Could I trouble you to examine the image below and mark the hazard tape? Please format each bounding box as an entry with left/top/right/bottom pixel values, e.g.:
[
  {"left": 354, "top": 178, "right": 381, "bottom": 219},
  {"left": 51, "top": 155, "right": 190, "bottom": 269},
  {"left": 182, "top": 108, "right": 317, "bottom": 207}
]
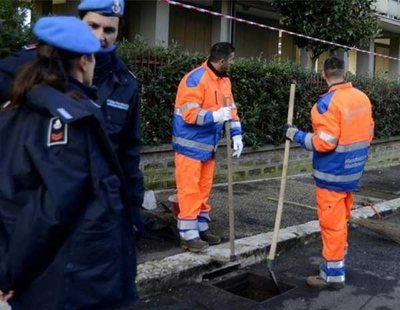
[{"left": 162, "top": 0, "right": 400, "bottom": 62}]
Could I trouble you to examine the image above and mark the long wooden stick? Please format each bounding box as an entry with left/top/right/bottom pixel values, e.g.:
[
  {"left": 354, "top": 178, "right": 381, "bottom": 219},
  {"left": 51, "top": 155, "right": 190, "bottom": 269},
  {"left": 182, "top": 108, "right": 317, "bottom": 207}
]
[
  {"left": 267, "top": 197, "right": 317, "bottom": 211},
  {"left": 267, "top": 83, "right": 296, "bottom": 261},
  {"left": 223, "top": 97, "right": 235, "bottom": 258}
]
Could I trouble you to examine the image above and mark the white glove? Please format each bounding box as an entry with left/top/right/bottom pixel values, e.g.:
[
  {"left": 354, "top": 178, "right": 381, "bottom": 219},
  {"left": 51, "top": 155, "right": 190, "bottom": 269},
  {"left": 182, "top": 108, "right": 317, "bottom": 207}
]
[
  {"left": 0, "top": 300, "right": 11, "bottom": 310},
  {"left": 285, "top": 125, "right": 299, "bottom": 142},
  {"left": 232, "top": 135, "right": 243, "bottom": 158},
  {"left": 212, "top": 107, "right": 232, "bottom": 124}
]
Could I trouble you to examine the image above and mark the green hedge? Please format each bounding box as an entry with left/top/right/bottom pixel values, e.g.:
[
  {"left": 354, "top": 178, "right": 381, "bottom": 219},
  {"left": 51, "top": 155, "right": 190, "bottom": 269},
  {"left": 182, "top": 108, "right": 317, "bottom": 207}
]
[
  {"left": 348, "top": 74, "right": 400, "bottom": 139},
  {"left": 119, "top": 38, "right": 400, "bottom": 147},
  {"left": 0, "top": 1, "right": 34, "bottom": 58}
]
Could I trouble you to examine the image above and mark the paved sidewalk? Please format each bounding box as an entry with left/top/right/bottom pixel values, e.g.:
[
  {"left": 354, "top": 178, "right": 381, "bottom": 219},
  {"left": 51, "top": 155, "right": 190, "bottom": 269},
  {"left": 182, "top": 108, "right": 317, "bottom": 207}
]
[
  {"left": 135, "top": 165, "right": 400, "bottom": 298},
  {"left": 133, "top": 213, "right": 400, "bottom": 309},
  {"left": 137, "top": 166, "right": 397, "bottom": 264}
]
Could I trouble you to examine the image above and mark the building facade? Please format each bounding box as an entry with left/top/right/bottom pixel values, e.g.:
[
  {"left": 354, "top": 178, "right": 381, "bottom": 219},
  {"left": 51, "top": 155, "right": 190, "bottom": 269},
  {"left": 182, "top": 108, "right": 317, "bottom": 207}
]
[{"left": 34, "top": 0, "right": 400, "bottom": 79}]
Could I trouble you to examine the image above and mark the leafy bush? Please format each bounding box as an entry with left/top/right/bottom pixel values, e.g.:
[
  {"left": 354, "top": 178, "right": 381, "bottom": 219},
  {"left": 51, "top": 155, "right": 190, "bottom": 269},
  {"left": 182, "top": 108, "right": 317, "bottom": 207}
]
[
  {"left": 230, "top": 58, "right": 324, "bottom": 147},
  {"left": 119, "top": 38, "right": 204, "bottom": 145},
  {"left": 0, "top": 0, "right": 34, "bottom": 58},
  {"left": 119, "top": 38, "right": 400, "bottom": 147},
  {"left": 273, "top": 0, "right": 380, "bottom": 62},
  {"left": 349, "top": 74, "right": 400, "bottom": 138}
]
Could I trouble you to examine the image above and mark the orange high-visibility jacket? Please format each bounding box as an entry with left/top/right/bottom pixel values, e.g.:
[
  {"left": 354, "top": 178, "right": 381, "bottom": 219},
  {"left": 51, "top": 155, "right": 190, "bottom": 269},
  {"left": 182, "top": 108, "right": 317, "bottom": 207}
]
[
  {"left": 172, "top": 62, "right": 241, "bottom": 161},
  {"left": 294, "top": 82, "right": 374, "bottom": 191}
]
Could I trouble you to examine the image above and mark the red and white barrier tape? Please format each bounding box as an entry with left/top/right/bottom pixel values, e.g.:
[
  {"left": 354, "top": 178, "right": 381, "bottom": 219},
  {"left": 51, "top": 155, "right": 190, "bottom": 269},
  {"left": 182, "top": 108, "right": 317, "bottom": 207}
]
[{"left": 161, "top": 0, "right": 400, "bottom": 62}]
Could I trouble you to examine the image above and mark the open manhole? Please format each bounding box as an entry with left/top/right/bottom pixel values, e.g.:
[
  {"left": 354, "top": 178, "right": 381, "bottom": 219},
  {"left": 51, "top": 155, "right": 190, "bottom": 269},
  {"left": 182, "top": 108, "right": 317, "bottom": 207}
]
[{"left": 211, "top": 270, "right": 296, "bottom": 302}]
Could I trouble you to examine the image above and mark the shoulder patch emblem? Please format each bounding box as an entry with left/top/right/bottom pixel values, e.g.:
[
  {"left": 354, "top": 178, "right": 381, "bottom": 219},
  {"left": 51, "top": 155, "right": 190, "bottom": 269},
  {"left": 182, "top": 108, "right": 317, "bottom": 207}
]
[
  {"left": 48, "top": 117, "right": 68, "bottom": 147},
  {"left": 56, "top": 108, "right": 73, "bottom": 120}
]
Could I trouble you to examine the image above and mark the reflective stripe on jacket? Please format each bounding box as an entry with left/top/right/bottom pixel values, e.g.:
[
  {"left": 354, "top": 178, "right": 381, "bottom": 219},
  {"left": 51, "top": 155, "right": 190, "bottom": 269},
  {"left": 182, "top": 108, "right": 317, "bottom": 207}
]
[
  {"left": 297, "top": 82, "right": 374, "bottom": 191},
  {"left": 172, "top": 62, "right": 241, "bottom": 162}
]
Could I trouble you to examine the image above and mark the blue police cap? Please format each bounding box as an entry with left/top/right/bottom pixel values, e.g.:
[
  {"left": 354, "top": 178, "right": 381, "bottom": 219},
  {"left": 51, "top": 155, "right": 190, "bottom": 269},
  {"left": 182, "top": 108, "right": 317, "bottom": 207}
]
[
  {"left": 33, "top": 16, "right": 100, "bottom": 54},
  {"left": 78, "top": 0, "right": 125, "bottom": 17}
]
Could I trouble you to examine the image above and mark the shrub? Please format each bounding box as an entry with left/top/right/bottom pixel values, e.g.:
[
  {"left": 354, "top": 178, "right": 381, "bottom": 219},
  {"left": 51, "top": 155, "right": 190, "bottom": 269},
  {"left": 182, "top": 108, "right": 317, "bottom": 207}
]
[
  {"left": 119, "top": 38, "right": 204, "bottom": 145},
  {"left": 349, "top": 74, "right": 400, "bottom": 138},
  {"left": 118, "top": 38, "right": 400, "bottom": 147},
  {"left": 229, "top": 58, "right": 324, "bottom": 147},
  {"left": 0, "top": 0, "right": 34, "bottom": 58}
]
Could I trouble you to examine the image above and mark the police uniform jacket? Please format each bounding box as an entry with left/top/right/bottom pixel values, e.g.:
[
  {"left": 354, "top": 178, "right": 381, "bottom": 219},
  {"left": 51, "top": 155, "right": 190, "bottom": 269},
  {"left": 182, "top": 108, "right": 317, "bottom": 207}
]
[
  {"left": 94, "top": 50, "right": 144, "bottom": 213},
  {"left": 0, "top": 48, "right": 36, "bottom": 103},
  {"left": 0, "top": 48, "right": 144, "bottom": 217},
  {"left": 0, "top": 84, "right": 137, "bottom": 309}
]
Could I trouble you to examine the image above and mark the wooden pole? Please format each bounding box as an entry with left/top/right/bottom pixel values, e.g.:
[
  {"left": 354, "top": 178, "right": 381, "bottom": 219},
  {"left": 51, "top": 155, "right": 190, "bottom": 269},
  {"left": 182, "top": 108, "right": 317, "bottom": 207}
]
[
  {"left": 267, "top": 83, "right": 296, "bottom": 261},
  {"left": 223, "top": 97, "right": 235, "bottom": 259}
]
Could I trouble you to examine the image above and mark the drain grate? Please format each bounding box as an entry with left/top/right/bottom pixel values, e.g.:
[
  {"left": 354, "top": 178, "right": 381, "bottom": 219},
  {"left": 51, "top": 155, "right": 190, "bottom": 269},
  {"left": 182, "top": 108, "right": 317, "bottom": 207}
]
[{"left": 212, "top": 270, "right": 296, "bottom": 302}]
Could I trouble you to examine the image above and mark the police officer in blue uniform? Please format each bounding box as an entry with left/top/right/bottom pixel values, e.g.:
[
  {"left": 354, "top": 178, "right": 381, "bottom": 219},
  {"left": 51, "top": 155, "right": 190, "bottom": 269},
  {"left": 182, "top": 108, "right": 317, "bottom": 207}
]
[
  {"left": 0, "top": 16, "right": 137, "bottom": 309},
  {"left": 0, "top": 0, "right": 145, "bottom": 234},
  {"left": 79, "top": 0, "right": 145, "bottom": 233}
]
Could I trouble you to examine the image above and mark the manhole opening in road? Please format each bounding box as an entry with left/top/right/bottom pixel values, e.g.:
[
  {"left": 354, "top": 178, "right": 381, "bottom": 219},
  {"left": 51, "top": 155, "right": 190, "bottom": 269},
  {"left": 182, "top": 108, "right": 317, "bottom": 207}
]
[{"left": 211, "top": 271, "right": 296, "bottom": 302}]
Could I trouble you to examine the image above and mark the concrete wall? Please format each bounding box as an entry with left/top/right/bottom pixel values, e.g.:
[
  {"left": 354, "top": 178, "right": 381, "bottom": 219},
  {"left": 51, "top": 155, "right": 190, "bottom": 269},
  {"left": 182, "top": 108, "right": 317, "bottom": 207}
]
[
  {"left": 234, "top": 14, "right": 278, "bottom": 59},
  {"left": 50, "top": 1, "right": 77, "bottom": 15},
  {"left": 375, "top": 45, "right": 390, "bottom": 78},
  {"left": 122, "top": 1, "right": 141, "bottom": 41},
  {"left": 169, "top": 4, "right": 212, "bottom": 53},
  {"left": 140, "top": 137, "right": 400, "bottom": 190},
  {"left": 348, "top": 50, "right": 357, "bottom": 74},
  {"left": 32, "top": 0, "right": 400, "bottom": 77},
  {"left": 281, "top": 33, "right": 298, "bottom": 62}
]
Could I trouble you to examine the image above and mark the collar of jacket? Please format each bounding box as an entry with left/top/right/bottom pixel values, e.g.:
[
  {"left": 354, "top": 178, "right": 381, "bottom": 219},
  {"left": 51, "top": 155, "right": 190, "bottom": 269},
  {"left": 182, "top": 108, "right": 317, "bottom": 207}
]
[
  {"left": 0, "top": 48, "right": 36, "bottom": 74},
  {"left": 94, "top": 49, "right": 128, "bottom": 86},
  {"left": 204, "top": 60, "right": 229, "bottom": 80},
  {"left": 328, "top": 81, "right": 352, "bottom": 92},
  {"left": 68, "top": 78, "right": 98, "bottom": 101},
  {"left": 26, "top": 85, "right": 99, "bottom": 123}
]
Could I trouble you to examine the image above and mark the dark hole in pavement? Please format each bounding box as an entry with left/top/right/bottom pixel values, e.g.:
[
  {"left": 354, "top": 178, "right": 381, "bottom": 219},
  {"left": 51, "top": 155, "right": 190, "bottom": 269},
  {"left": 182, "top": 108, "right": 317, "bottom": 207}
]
[
  {"left": 202, "top": 264, "right": 241, "bottom": 280},
  {"left": 212, "top": 271, "right": 296, "bottom": 302}
]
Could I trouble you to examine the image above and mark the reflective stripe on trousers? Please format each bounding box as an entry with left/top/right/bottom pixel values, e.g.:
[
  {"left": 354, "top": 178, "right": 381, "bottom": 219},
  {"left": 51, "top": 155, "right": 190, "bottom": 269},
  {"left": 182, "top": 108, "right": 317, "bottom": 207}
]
[
  {"left": 320, "top": 259, "right": 346, "bottom": 284},
  {"left": 198, "top": 211, "right": 210, "bottom": 232}
]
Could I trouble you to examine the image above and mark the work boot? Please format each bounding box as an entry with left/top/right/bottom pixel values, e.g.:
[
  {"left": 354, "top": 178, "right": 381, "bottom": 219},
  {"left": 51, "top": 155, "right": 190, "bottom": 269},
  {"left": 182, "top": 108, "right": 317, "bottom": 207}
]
[
  {"left": 180, "top": 238, "right": 209, "bottom": 253},
  {"left": 306, "top": 275, "right": 344, "bottom": 290},
  {"left": 200, "top": 230, "right": 221, "bottom": 245}
]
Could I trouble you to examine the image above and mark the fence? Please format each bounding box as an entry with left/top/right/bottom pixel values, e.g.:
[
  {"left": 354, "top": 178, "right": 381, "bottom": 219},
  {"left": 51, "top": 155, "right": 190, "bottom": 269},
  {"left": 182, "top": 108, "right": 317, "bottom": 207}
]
[{"left": 130, "top": 52, "right": 167, "bottom": 72}]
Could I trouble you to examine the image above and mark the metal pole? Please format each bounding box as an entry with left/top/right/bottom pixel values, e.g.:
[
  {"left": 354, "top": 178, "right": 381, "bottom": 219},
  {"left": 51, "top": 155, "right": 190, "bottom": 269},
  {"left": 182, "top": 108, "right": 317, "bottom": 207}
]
[{"left": 278, "top": 30, "right": 283, "bottom": 63}]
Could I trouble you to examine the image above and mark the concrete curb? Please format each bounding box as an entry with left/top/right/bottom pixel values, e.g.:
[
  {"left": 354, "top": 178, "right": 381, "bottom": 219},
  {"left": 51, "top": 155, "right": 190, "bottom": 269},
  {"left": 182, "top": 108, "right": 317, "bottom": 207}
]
[{"left": 136, "top": 198, "right": 400, "bottom": 296}]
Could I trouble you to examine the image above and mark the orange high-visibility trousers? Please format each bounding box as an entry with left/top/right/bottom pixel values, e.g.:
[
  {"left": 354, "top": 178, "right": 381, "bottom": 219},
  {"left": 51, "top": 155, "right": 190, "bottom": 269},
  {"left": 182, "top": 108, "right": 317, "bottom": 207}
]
[
  {"left": 316, "top": 187, "right": 354, "bottom": 261},
  {"left": 175, "top": 153, "right": 215, "bottom": 220}
]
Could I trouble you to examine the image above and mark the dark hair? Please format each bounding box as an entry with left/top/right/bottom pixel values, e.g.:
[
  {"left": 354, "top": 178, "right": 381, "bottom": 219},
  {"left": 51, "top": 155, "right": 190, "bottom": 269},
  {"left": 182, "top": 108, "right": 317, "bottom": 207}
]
[
  {"left": 324, "top": 56, "right": 345, "bottom": 79},
  {"left": 209, "top": 42, "right": 235, "bottom": 62},
  {"left": 8, "top": 44, "right": 85, "bottom": 110},
  {"left": 79, "top": 10, "right": 89, "bottom": 19}
]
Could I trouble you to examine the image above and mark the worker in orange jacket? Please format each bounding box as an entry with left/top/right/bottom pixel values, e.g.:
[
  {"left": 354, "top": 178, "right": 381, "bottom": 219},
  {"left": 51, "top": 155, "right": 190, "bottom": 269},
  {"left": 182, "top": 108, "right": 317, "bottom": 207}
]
[
  {"left": 286, "top": 56, "right": 374, "bottom": 289},
  {"left": 172, "top": 42, "right": 243, "bottom": 252}
]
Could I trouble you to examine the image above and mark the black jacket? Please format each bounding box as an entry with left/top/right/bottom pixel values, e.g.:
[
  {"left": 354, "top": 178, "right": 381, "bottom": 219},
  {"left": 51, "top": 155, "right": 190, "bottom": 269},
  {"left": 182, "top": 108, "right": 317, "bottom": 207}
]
[
  {"left": 94, "top": 50, "right": 144, "bottom": 214},
  {"left": 0, "top": 48, "right": 144, "bottom": 223},
  {"left": 0, "top": 85, "right": 137, "bottom": 309}
]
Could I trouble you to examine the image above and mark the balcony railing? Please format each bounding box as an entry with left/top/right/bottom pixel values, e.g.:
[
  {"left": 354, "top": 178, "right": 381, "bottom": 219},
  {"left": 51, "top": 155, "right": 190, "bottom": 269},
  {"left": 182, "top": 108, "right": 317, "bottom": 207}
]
[{"left": 375, "top": 0, "right": 400, "bottom": 21}]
